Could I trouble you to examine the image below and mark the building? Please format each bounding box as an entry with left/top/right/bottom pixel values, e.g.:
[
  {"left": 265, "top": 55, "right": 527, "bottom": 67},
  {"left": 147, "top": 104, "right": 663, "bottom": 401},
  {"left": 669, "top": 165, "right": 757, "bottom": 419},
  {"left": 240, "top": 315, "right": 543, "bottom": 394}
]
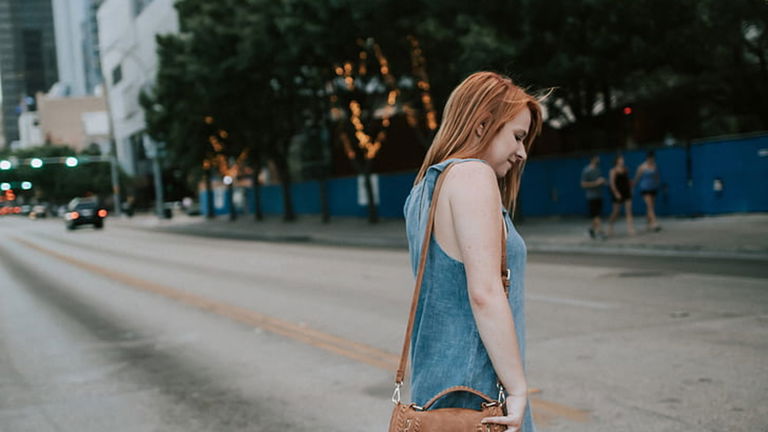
[
  {"left": 96, "top": 0, "right": 178, "bottom": 176},
  {"left": 17, "top": 111, "right": 44, "bottom": 149},
  {"left": 0, "top": 0, "right": 59, "bottom": 148},
  {"left": 82, "top": 0, "right": 103, "bottom": 95},
  {"left": 36, "top": 91, "right": 109, "bottom": 153},
  {"left": 51, "top": 0, "right": 103, "bottom": 96}
]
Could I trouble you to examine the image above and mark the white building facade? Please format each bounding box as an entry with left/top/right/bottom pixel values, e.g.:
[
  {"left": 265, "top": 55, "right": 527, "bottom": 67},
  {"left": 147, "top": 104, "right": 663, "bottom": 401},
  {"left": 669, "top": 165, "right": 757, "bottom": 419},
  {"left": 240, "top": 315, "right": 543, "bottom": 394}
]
[
  {"left": 97, "top": 0, "right": 179, "bottom": 176},
  {"left": 52, "top": 0, "right": 88, "bottom": 96},
  {"left": 17, "top": 112, "right": 45, "bottom": 150}
]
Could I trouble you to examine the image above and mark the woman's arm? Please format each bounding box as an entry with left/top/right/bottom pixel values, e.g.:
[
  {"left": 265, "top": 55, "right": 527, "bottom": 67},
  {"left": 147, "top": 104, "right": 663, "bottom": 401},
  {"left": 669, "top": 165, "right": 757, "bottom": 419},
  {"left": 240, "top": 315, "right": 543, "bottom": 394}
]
[{"left": 445, "top": 162, "right": 527, "bottom": 397}]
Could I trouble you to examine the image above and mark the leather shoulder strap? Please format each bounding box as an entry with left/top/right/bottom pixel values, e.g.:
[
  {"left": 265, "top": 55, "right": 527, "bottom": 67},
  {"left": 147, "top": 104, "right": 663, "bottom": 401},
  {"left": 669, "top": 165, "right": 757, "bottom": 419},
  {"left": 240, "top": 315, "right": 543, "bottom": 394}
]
[{"left": 395, "top": 162, "right": 510, "bottom": 384}]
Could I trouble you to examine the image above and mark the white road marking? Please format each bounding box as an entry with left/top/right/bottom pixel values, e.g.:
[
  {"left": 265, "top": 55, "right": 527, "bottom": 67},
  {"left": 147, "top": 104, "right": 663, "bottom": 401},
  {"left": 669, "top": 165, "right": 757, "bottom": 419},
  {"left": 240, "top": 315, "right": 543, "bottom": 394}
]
[{"left": 528, "top": 294, "right": 617, "bottom": 310}]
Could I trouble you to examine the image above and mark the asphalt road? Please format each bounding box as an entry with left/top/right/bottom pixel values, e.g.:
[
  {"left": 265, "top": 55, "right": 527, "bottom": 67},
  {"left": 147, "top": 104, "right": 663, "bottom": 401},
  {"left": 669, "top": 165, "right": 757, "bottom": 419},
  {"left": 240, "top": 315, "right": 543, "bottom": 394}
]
[{"left": 0, "top": 217, "right": 765, "bottom": 432}]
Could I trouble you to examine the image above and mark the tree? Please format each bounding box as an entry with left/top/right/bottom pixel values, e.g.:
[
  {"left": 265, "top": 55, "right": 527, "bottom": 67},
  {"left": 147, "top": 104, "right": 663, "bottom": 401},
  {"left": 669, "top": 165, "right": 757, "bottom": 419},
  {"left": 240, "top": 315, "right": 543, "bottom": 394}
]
[{"left": 0, "top": 146, "right": 119, "bottom": 206}]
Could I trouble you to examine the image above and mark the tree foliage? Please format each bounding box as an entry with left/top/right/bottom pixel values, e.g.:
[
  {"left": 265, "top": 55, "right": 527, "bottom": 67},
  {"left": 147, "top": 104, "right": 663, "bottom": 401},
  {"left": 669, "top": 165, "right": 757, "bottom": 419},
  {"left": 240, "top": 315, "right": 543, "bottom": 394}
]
[
  {"left": 0, "top": 146, "right": 120, "bottom": 206},
  {"left": 143, "top": 0, "right": 767, "bottom": 218}
]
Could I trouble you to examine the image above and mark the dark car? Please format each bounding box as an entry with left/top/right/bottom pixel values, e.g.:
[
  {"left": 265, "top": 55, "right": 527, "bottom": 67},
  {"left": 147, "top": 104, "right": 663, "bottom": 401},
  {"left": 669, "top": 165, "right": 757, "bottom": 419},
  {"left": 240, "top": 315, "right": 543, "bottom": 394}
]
[{"left": 64, "top": 197, "right": 107, "bottom": 230}]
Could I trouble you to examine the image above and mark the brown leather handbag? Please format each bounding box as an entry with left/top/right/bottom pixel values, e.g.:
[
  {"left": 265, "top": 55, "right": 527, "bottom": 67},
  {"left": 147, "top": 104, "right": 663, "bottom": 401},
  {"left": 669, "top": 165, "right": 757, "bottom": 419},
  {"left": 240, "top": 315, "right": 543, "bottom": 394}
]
[{"left": 388, "top": 163, "right": 510, "bottom": 432}]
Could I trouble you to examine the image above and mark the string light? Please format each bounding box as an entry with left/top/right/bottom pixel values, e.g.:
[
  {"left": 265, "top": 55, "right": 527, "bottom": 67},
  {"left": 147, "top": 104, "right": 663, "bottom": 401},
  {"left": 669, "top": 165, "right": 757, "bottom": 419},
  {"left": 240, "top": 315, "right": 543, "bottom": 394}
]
[
  {"left": 330, "top": 36, "right": 437, "bottom": 161},
  {"left": 408, "top": 35, "right": 438, "bottom": 130}
]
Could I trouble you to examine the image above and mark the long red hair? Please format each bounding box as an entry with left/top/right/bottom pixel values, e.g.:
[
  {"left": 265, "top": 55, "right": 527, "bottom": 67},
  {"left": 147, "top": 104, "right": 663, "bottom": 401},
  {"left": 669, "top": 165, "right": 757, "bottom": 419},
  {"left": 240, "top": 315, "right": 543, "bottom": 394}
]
[{"left": 414, "top": 72, "right": 543, "bottom": 212}]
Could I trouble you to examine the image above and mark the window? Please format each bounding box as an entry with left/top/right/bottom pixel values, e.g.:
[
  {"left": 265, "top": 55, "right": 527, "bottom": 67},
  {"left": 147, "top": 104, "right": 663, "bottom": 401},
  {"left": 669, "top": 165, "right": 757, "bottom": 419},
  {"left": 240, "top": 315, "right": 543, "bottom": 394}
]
[
  {"left": 112, "top": 64, "right": 122, "bottom": 85},
  {"left": 132, "top": 0, "right": 154, "bottom": 17}
]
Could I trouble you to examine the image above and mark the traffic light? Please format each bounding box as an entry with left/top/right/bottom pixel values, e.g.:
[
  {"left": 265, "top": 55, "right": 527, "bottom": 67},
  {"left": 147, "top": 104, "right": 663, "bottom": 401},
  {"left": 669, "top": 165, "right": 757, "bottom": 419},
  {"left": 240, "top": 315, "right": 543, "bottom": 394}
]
[{"left": 623, "top": 106, "right": 633, "bottom": 115}]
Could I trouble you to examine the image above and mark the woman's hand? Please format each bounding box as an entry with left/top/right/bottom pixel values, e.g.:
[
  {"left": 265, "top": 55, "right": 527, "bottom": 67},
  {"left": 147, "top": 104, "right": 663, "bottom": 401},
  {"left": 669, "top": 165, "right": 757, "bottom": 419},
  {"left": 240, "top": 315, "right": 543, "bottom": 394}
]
[{"left": 481, "top": 394, "right": 527, "bottom": 432}]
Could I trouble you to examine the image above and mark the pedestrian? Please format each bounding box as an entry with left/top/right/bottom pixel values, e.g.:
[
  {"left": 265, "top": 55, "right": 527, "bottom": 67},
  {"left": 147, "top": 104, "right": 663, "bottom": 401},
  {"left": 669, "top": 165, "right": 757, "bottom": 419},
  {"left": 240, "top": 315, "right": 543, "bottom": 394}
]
[
  {"left": 634, "top": 150, "right": 662, "bottom": 232},
  {"left": 399, "top": 72, "right": 543, "bottom": 432},
  {"left": 581, "top": 154, "right": 606, "bottom": 239},
  {"left": 607, "top": 154, "right": 636, "bottom": 236}
]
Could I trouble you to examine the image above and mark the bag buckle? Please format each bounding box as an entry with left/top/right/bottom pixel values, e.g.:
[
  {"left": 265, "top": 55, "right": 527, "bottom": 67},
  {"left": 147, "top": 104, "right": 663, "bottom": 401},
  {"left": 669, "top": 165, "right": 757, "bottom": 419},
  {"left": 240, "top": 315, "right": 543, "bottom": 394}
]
[
  {"left": 496, "top": 382, "right": 506, "bottom": 403},
  {"left": 392, "top": 382, "right": 403, "bottom": 404}
]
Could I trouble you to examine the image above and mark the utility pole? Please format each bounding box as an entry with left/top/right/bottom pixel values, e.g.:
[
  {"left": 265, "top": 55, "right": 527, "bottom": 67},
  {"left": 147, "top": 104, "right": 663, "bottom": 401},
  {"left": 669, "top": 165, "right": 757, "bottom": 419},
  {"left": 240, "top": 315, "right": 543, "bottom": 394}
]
[
  {"left": 144, "top": 135, "right": 165, "bottom": 218},
  {"left": 99, "top": 71, "right": 122, "bottom": 217}
]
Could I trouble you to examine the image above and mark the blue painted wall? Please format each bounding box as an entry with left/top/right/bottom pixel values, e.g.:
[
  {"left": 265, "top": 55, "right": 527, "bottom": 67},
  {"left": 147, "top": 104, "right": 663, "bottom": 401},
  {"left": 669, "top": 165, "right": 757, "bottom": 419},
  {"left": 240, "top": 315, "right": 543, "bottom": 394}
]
[{"left": 201, "top": 134, "right": 768, "bottom": 218}]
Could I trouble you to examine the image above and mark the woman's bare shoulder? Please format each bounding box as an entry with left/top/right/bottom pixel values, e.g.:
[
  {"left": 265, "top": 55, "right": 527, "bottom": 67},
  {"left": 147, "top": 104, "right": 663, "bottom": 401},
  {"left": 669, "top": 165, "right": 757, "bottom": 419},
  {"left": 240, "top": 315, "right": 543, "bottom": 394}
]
[
  {"left": 445, "top": 160, "right": 497, "bottom": 186},
  {"left": 443, "top": 161, "right": 499, "bottom": 204}
]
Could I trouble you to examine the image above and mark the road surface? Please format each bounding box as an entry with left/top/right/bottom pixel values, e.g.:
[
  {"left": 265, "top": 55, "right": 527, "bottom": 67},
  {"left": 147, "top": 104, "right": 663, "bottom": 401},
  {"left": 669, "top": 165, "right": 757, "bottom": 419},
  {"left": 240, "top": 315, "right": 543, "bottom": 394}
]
[{"left": 0, "top": 217, "right": 765, "bottom": 431}]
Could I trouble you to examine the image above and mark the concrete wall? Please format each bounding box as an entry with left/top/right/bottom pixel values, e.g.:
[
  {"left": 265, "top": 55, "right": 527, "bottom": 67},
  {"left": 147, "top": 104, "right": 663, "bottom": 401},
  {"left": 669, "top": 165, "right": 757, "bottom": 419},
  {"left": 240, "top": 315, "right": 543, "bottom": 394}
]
[{"left": 201, "top": 134, "right": 768, "bottom": 219}]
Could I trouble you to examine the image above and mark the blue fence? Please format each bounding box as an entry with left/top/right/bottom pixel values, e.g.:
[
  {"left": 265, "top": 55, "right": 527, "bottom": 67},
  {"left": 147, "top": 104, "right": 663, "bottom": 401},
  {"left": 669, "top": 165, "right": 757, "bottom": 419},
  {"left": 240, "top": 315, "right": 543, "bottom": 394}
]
[{"left": 201, "top": 134, "right": 768, "bottom": 218}]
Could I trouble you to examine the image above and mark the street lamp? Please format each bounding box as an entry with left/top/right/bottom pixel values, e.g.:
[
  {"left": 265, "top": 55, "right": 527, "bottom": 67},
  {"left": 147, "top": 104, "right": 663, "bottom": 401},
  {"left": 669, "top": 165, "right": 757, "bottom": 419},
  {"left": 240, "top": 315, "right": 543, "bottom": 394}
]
[
  {"left": 0, "top": 182, "right": 10, "bottom": 191},
  {"left": 30, "top": 158, "right": 43, "bottom": 168},
  {"left": 0, "top": 160, "right": 10, "bottom": 170},
  {"left": 21, "top": 181, "right": 32, "bottom": 190},
  {"left": 65, "top": 157, "right": 78, "bottom": 167}
]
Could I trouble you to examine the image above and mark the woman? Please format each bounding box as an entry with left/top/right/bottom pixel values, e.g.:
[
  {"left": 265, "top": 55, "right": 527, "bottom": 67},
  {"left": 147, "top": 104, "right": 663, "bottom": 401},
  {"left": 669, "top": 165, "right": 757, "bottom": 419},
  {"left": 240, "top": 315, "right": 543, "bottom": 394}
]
[
  {"left": 607, "top": 154, "right": 636, "bottom": 236},
  {"left": 634, "top": 151, "right": 661, "bottom": 232},
  {"left": 403, "top": 72, "right": 543, "bottom": 432}
]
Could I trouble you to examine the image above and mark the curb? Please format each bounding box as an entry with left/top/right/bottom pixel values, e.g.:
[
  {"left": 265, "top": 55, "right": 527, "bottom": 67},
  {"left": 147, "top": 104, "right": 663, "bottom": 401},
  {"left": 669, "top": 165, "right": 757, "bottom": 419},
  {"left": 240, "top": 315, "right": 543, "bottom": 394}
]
[
  {"left": 526, "top": 243, "right": 768, "bottom": 261},
  {"left": 128, "top": 223, "right": 768, "bottom": 261}
]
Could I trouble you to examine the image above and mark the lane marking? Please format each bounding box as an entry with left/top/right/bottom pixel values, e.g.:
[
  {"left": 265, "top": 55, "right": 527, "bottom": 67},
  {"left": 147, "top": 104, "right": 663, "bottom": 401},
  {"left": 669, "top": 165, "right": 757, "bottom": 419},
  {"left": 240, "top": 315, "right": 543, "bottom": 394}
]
[
  {"left": 532, "top": 398, "right": 591, "bottom": 425},
  {"left": 528, "top": 294, "right": 616, "bottom": 310},
  {"left": 13, "top": 237, "right": 398, "bottom": 371},
  {"left": 13, "top": 236, "right": 590, "bottom": 424}
]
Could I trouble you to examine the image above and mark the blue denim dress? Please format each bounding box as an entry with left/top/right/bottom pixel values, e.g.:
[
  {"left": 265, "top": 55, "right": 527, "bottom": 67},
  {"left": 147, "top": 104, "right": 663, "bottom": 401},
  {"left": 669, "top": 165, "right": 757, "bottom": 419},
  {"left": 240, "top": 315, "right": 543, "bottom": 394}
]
[{"left": 403, "top": 158, "right": 535, "bottom": 432}]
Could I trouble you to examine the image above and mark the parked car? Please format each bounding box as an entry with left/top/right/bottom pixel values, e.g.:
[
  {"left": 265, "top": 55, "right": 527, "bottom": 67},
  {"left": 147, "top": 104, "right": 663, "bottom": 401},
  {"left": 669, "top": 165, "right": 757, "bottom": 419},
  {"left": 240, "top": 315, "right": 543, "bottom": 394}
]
[
  {"left": 64, "top": 197, "right": 107, "bottom": 230},
  {"left": 29, "top": 204, "right": 48, "bottom": 219}
]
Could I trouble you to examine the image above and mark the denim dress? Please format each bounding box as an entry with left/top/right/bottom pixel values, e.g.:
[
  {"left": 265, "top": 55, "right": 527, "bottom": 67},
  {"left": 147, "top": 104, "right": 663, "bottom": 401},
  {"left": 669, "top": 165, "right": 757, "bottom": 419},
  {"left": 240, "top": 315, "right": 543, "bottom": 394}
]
[{"left": 403, "top": 158, "right": 535, "bottom": 432}]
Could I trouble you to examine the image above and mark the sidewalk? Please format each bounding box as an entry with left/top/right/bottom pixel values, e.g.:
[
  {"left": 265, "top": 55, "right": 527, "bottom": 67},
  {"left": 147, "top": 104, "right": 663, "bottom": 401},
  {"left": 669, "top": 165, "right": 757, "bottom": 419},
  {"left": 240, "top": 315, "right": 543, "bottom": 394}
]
[{"left": 111, "top": 212, "right": 768, "bottom": 260}]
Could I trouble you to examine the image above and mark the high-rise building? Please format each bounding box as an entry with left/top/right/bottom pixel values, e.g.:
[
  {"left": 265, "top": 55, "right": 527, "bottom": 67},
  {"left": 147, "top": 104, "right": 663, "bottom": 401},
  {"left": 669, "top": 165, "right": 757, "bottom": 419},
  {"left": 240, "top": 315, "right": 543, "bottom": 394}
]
[
  {"left": 97, "top": 0, "right": 178, "bottom": 176},
  {"left": 51, "top": 0, "right": 103, "bottom": 97},
  {"left": 0, "top": 0, "right": 59, "bottom": 148},
  {"left": 82, "top": 0, "right": 104, "bottom": 94}
]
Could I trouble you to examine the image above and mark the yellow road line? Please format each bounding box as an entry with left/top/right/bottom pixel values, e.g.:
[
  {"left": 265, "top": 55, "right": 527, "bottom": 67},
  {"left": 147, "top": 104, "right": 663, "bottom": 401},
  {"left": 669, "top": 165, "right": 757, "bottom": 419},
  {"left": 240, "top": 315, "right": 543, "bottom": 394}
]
[
  {"left": 13, "top": 236, "right": 590, "bottom": 424},
  {"left": 13, "top": 237, "right": 398, "bottom": 371}
]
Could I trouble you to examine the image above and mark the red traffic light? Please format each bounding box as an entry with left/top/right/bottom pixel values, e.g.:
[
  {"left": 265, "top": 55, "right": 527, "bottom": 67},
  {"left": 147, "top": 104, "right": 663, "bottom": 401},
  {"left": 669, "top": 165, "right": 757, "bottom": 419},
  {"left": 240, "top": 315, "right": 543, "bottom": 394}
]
[{"left": 623, "top": 106, "right": 633, "bottom": 115}]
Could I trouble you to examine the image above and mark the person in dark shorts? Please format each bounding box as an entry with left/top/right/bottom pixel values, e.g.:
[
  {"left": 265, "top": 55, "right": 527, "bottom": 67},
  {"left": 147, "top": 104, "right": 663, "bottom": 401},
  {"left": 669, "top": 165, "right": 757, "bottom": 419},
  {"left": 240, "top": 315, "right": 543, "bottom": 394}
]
[
  {"left": 581, "top": 155, "right": 606, "bottom": 239},
  {"left": 607, "top": 154, "right": 636, "bottom": 236},
  {"left": 634, "top": 151, "right": 661, "bottom": 232}
]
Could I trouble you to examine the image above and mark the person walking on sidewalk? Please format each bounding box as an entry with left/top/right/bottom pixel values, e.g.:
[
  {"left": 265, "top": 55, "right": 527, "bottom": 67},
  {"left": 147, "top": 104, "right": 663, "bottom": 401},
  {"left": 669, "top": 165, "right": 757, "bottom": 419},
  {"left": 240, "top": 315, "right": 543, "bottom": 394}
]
[
  {"left": 607, "top": 154, "right": 636, "bottom": 236},
  {"left": 581, "top": 155, "right": 606, "bottom": 239},
  {"left": 403, "top": 72, "right": 543, "bottom": 432},
  {"left": 634, "top": 151, "right": 662, "bottom": 232}
]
